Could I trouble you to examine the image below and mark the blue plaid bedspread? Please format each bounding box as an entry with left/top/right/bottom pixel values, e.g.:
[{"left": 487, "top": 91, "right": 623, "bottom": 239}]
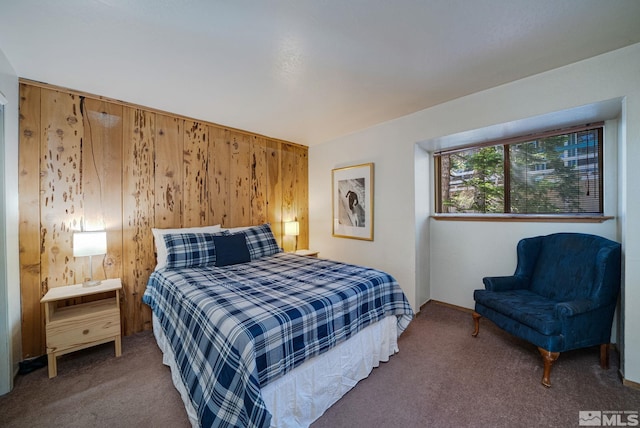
[{"left": 142, "top": 252, "right": 413, "bottom": 428}]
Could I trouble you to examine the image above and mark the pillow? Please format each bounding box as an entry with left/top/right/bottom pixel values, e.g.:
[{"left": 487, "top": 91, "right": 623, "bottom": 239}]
[
  {"left": 213, "top": 233, "right": 251, "bottom": 267},
  {"left": 236, "top": 223, "right": 282, "bottom": 260},
  {"left": 164, "top": 232, "right": 224, "bottom": 269},
  {"left": 152, "top": 224, "right": 221, "bottom": 270}
]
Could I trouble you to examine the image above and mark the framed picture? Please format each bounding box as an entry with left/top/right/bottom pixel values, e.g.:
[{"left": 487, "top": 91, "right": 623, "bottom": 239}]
[{"left": 332, "top": 163, "right": 374, "bottom": 240}]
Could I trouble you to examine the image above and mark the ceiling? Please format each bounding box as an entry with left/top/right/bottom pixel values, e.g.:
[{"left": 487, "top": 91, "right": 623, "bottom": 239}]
[{"left": 1, "top": 1, "right": 640, "bottom": 146}]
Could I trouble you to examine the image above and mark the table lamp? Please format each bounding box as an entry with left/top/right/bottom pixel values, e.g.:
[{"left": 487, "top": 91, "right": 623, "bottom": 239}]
[
  {"left": 284, "top": 221, "right": 299, "bottom": 251},
  {"left": 73, "top": 231, "right": 107, "bottom": 287}
]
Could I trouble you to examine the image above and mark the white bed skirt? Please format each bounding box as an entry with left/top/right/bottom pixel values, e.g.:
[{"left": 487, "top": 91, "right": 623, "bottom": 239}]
[{"left": 152, "top": 314, "right": 399, "bottom": 428}]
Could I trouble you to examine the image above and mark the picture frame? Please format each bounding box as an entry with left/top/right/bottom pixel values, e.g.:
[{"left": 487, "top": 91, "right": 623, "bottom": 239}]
[{"left": 332, "top": 163, "right": 374, "bottom": 240}]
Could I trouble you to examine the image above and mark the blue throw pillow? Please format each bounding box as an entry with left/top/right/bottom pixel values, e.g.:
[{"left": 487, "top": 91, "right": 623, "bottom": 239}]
[
  {"left": 239, "top": 223, "right": 282, "bottom": 260},
  {"left": 214, "top": 233, "right": 251, "bottom": 266},
  {"left": 164, "top": 232, "right": 223, "bottom": 269}
]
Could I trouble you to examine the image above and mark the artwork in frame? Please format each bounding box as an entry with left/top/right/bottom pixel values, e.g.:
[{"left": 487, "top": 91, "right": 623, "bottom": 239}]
[{"left": 332, "top": 163, "right": 374, "bottom": 241}]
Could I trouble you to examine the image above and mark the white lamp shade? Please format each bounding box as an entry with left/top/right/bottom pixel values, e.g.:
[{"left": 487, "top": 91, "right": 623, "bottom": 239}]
[
  {"left": 73, "top": 231, "right": 107, "bottom": 257},
  {"left": 284, "top": 221, "right": 300, "bottom": 236}
]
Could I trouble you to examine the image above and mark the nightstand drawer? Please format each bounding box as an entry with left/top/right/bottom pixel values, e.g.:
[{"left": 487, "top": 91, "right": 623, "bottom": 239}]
[{"left": 46, "top": 304, "right": 120, "bottom": 352}]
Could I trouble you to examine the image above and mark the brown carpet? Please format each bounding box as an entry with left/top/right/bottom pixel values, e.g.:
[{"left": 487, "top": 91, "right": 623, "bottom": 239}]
[{"left": 2, "top": 301, "right": 639, "bottom": 427}]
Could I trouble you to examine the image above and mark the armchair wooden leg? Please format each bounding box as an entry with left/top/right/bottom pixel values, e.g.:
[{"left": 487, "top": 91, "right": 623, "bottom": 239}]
[
  {"left": 538, "top": 347, "right": 560, "bottom": 388},
  {"left": 472, "top": 312, "right": 481, "bottom": 337},
  {"left": 600, "top": 344, "right": 610, "bottom": 370}
]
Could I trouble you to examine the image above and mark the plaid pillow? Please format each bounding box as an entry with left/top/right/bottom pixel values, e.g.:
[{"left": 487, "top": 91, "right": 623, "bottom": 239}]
[
  {"left": 152, "top": 224, "right": 221, "bottom": 270},
  {"left": 164, "top": 232, "right": 224, "bottom": 269},
  {"left": 238, "top": 224, "right": 282, "bottom": 260}
]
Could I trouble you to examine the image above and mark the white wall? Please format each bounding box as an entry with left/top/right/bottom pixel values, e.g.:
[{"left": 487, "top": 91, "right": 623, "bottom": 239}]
[
  {"left": 429, "top": 221, "right": 618, "bottom": 307},
  {"left": 309, "top": 43, "right": 640, "bottom": 383},
  {"left": 0, "top": 47, "right": 20, "bottom": 394}
]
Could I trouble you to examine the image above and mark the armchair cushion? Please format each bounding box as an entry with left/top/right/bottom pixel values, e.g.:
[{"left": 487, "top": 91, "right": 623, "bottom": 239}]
[{"left": 474, "top": 289, "right": 561, "bottom": 335}]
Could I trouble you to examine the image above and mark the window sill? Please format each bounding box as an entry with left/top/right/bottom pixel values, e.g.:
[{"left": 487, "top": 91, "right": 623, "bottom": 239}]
[{"left": 431, "top": 214, "right": 614, "bottom": 223}]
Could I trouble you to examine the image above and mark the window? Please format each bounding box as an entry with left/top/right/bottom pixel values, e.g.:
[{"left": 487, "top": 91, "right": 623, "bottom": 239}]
[{"left": 434, "top": 124, "right": 603, "bottom": 215}]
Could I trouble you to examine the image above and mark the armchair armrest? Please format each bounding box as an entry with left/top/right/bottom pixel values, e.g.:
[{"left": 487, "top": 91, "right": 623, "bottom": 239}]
[
  {"left": 482, "top": 275, "right": 528, "bottom": 292},
  {"left": 555, "top": 299, "right": 597, "bottom": 318}
]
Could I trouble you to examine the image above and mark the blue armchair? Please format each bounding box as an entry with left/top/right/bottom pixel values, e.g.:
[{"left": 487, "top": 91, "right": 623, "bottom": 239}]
[{"left": 472, "top": 232, "right": 621, "bottom": 387}]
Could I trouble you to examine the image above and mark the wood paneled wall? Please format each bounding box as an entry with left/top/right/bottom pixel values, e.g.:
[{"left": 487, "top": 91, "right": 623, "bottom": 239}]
[{"left": 18, "top": 81, "right": 308, "bottom": 358}]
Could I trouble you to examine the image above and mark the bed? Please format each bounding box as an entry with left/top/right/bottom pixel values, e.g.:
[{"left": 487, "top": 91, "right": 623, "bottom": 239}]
[{"left": 142, "top": 224, "right": 414, "bottom": 428}]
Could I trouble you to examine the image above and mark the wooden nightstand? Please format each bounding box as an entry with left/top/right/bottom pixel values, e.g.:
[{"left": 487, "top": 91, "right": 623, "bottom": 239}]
[
  {"left": 40, "top": 278, "right": 122, "bottom": 378},
  {"left": 293, "top": 249, "right": 319, "bottom": 257}
]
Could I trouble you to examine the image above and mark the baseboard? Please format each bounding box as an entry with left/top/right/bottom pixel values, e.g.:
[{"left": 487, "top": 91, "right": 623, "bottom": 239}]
[{"left": 619, "top": 371, "right": 640, "bottom": 390}]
